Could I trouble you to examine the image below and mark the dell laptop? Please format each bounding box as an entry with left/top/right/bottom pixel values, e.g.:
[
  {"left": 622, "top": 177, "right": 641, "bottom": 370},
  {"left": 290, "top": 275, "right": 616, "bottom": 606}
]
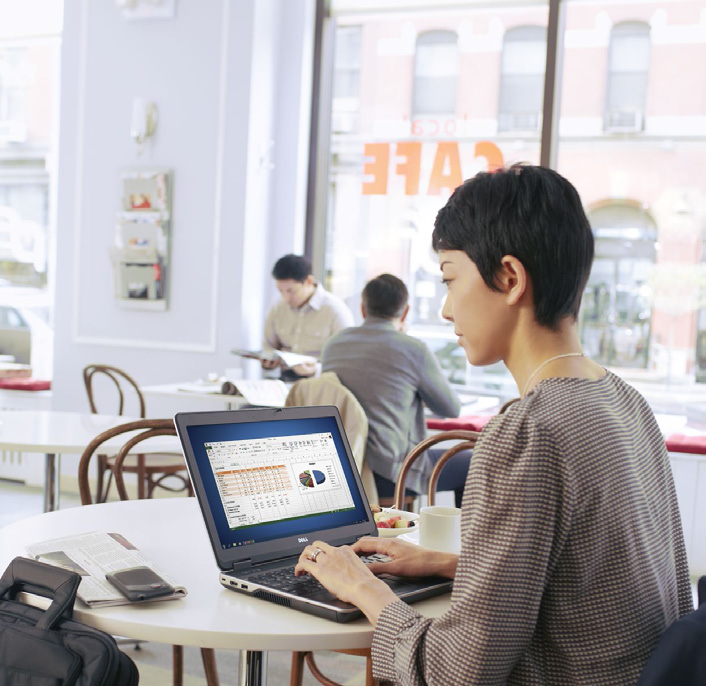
[{"left": 174, "top": 405, "right": 452, "bottom": 622}]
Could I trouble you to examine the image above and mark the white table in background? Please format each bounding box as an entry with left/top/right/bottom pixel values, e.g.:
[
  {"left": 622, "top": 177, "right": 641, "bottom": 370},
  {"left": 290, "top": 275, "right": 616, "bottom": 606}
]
[
  {"left": 0, "top": 498, "right": 450, "bottom": 686},
  {"left": 0, "top": 410, "right": 180, "bottom": 512},
  {"left": 141, "top": 382, "right": 250, "bottom": 410}
]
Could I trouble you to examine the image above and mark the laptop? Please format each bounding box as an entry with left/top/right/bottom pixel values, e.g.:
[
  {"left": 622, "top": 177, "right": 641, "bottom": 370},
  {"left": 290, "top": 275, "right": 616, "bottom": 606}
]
[{"left": 174, "top": 405, "right": 453, "bottom": 622}]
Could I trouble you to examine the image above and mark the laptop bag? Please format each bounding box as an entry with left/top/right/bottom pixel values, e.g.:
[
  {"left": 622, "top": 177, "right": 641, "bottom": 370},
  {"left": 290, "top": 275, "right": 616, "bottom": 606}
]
[{"left": 0, "top": 556, "right": 139, "bottom": 685}]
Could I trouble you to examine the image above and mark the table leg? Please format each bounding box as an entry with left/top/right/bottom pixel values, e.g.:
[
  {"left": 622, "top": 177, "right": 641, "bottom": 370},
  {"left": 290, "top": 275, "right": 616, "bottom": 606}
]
[
  {"left": 43, "top": 453, "right": 61, "bottom": 512},
  {"left": 238, "top": 650, "right": 267, "bottom": 686}
]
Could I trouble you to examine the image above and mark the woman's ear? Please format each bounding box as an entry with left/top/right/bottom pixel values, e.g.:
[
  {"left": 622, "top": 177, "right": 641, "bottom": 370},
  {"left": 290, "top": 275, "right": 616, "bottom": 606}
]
[{"left": 497, "top": 255, "right": 527, "bottom": 306}]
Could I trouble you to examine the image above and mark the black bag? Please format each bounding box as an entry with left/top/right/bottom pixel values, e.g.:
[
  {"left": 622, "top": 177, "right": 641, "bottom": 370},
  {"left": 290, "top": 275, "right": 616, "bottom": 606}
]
[{"left": 0, "top": 556, "right": 139, "bottom": 685}]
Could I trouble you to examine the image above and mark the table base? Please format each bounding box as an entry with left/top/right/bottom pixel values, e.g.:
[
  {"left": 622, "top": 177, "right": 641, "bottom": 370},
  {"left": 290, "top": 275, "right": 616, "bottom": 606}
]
[
  {"left": 43, "top": 453, "right": 61, "bottom": 512},
  {"left": 239, "top": 650, "right": 267, "bottom": 686}
]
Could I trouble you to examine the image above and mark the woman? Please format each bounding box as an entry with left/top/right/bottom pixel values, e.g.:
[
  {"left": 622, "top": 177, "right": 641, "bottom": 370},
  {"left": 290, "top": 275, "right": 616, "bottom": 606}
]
[{"left": 295, "top": 165, "right": 692, "bottom": 685}]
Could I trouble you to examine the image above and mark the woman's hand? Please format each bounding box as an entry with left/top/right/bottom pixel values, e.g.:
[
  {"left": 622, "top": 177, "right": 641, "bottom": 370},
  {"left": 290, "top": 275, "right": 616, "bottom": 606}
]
[
  {"left": 352, "top": 537, "right": 458, "bottom": 579},
  {"left": 295, "top": 541, "right": 398, "bottom": 625}
]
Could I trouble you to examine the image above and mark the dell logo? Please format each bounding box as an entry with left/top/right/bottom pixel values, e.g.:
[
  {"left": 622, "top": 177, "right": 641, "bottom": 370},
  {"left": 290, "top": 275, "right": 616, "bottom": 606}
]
[{"left": 298, "top": 537, "right": 309, "bottom": 543}]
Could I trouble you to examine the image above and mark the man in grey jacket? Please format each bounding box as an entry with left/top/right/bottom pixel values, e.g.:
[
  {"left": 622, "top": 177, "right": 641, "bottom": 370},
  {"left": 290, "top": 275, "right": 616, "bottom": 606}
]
[{"left": 321, "top": 274, "right": 466, "bottom": 505}]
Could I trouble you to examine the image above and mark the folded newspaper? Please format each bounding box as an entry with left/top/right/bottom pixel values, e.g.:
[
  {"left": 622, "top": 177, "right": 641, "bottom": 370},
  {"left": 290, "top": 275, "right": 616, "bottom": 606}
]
[
  {"left": 219, "top": 378, "right": 290, "bottom": 406},
  {"left": 25, "top": 531, "right": 187, "bottom": 607}
]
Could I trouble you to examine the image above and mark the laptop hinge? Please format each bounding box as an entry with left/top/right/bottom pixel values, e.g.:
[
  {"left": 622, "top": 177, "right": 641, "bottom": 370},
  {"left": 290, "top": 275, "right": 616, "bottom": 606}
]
[
  {"left": 230, "top": 560, "right": 252, "bottom": 573},
  {"left": 231, "top": 555, "right": 298, "bottom": 574}
]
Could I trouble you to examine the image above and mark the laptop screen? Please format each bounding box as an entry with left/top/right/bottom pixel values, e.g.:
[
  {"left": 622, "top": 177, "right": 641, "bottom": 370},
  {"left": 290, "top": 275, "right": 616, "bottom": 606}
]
[{"left": 177, "top": 409, "right": 373, "bottom": 562}]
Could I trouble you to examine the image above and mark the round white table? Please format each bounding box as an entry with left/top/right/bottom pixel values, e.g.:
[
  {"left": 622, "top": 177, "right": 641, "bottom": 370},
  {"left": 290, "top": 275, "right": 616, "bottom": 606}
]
[
  {"left": 0, "top": 498, "right": 450, "bottom": 685},
  {"left": 0, "top": 410, "right": 181, "bottom": 511}
]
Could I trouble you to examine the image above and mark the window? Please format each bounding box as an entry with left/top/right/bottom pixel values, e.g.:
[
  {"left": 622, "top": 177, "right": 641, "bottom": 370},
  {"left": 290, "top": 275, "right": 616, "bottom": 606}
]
[
  {"left": 315, "top": 1, "right": 706, "bottom": 407},
  {"left": 0, "top": 1, "right": 62, "bottom": 379},
  {"left": 332, "top": 25, "right": 362, "bottom": 133},
  {"left": 412, "top": 30, "right": 459, "bottom": 118},
  {"left": 498, "top": 26, "right": 547, "bottom": 133},
  {"left": 317, "top": 3, "right": 547, "bottom": 395},
  {"left": 604, "top": 21, "right": 650, "bottom": 132},
  {"left": 580, "top": 203, "right": 656, "bottom": 368}
]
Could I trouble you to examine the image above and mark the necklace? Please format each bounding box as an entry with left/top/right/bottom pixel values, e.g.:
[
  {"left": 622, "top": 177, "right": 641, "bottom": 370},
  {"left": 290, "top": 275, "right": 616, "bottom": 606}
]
[{"left": 521, "top": 352, "right": 585, "bottom": 398}]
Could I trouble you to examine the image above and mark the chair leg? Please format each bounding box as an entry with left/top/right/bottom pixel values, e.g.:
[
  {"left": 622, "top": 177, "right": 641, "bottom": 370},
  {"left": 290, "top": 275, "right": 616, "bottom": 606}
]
[
  {"left": 172, "top": 645, "right": 184, "bottom": 686},
  {"left": 290, "top": 651, "right": 307, "bottom": 686},
  {"left": 95, "top": 455, "right": 105, "bottom": 502},
  {"left": 201, "top": 647, "right": 219, "bottom": 686},
  {"left": 100, "top": 468, "right": 114, "bottom": 503},
  {"left": 365, "top": 653, "right": 377, "bottom": 686},
  {"left": 137, "top": 455, "right": 146, "bottom": 500}
]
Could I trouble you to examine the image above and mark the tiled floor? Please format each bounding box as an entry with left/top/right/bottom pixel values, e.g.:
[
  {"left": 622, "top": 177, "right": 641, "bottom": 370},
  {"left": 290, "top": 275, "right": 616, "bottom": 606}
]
[{"left": 0, "top": 479, "right": 368, "bottom": 685}]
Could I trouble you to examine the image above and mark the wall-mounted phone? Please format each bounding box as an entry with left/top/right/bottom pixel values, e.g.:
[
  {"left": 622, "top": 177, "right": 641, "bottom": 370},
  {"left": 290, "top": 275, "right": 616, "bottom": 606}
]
[{"left": 131, "top": 97, "right": 158, "bottom": 152}]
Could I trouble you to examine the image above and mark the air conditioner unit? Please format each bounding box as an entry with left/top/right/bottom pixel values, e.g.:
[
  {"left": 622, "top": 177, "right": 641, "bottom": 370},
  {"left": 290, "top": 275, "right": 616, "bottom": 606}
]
[
  {"left": 604, "top": 110, "right": 644, "bottom": 133},
  {"left": 0, "top": 120, "right": 27, "bottom": 143},
  {"left": 331, "top": 110, "right": 357, "bottom": 134},
  {"left": 498, "top": 111, "right": 541, "bottom": 133}
]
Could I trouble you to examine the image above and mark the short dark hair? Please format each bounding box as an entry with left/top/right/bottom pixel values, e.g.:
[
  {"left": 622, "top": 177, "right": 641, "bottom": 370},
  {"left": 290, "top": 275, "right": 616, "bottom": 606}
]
[
  {"left": 432, "top": 164, "right": 594, "bottom": 329},
  {"left": 362, "top": 274, "right": 408, "bottom": 320},
  {"left": 271, "top": 254, "right": 312, "bottom": 282}
]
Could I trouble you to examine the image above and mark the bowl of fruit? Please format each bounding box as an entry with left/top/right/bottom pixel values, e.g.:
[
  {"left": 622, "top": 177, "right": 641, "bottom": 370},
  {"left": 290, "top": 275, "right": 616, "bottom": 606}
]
[{"left": 372, "top": 508, "right": 420, "bottom": 538}]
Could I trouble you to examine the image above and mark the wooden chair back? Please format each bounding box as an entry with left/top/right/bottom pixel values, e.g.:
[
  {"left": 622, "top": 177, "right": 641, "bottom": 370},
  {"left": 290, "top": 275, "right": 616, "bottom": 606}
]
[
  {"left": 393, "top": 429, "right": 479, "bottom": 511},
  {"left": 78, "top": 418, "right": 178, "bottom": 505},
  {"left": 83, "top": 364, "right": 146, "bottom": 418}
]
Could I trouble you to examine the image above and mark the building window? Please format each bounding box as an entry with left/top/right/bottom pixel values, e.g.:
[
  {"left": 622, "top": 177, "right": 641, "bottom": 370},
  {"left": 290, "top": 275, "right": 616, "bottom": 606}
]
[
  {"left": 412, "top": 30, "right": 459, "bottom": 118},
  {"left": 604, "top": 21, "right": 650, "bottom": 132},
  {"left": 498, "top": 25, "right": 547, "bottom": 133},
  {"left": 581, "top": 203, "right": 656, "bottom": 369},
  {"left": 332, "top": 25, "right": 361, "bottom": 134}
]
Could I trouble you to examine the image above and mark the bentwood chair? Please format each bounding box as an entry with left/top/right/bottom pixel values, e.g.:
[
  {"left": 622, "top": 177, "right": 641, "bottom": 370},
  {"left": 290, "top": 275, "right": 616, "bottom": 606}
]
[
  {"left": 291, "top": 429, "right": 480, "bottom": 686},
  {"left": 83, "top": 364, "right": 191, "bottom": 501},
  {"left": 78, "top": 418, "right": 219, "bottom": 686}
]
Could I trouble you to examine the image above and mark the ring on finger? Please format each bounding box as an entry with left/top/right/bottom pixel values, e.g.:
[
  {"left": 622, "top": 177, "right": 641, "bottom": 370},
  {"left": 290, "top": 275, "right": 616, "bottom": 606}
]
[{"left": 309, "top": 547, "right": 324, "bottom": 562}]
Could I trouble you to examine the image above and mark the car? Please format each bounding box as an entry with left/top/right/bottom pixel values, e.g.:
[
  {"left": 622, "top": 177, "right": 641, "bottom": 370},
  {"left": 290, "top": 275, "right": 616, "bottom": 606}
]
[{"left": 0, "top": 305, "right": 31, "bottom": 364}]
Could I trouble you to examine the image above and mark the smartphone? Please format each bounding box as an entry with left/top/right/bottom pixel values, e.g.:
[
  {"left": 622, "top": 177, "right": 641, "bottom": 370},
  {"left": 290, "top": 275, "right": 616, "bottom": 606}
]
[{"left": 105, "top": 566, "right": 175, "bottom": 602}]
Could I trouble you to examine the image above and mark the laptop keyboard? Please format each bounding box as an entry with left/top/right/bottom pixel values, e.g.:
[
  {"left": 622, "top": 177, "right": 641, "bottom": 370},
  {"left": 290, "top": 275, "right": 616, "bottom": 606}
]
[{"left": 247, "top": 554, "right": 393, "bottom": 598}]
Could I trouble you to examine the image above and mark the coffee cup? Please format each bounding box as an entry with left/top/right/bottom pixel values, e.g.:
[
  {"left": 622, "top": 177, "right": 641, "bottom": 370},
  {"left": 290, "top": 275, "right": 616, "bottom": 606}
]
[{"left": 419, "top": 505, "right": 461, "bottom": 553}]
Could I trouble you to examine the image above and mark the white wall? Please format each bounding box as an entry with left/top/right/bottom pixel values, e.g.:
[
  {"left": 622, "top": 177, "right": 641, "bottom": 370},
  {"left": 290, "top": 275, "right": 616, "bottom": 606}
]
[{"left": 52, "top": 0, "right": 314, "bottom": 419}]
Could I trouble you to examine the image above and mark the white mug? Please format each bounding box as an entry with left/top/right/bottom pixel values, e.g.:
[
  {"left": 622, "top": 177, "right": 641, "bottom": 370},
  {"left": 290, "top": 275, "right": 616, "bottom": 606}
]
[{"left": 419, "top": 505, "right": 462, "bottom": 553}]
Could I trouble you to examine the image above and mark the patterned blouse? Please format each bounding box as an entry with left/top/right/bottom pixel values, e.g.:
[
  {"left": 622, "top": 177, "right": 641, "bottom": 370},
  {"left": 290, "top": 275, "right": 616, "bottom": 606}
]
[{"left": 372, "top": 371, "right": 693, "bottom": 685}]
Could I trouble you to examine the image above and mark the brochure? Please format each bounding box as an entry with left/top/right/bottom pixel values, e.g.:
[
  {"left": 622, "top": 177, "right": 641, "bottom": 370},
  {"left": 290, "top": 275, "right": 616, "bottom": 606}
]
[{"left": 25, "top": 531, "right": 187, "bottom": 608}]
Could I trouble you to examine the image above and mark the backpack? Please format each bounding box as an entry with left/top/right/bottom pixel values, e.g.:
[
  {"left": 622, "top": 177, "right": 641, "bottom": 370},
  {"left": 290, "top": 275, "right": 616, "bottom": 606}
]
[{"left": 0, "top": 556, "right": 139, "bottom": 685}]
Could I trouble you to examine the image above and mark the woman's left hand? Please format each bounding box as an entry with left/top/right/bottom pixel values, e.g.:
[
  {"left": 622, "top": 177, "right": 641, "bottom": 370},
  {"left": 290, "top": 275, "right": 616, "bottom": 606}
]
[{"left": 295, "top": 541, "right": 398, "bottom": 624}]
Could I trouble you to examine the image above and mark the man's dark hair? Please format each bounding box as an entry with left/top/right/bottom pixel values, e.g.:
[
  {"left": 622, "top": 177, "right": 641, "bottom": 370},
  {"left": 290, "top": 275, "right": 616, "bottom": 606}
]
[
  {"left": 362, "top": 273, "right": 409, "bottom": 320},
  {"left": 271, "top": 254, "right": 312, "bottom": 282},
  {"left": 432, "top": 164, "right": 594, "bottom": 329}
]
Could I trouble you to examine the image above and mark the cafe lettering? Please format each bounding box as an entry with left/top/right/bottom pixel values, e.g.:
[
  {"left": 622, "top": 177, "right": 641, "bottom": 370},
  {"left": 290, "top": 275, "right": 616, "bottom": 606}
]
[{"left": 362, "top": 141, "right": 504, "bottom": 196}]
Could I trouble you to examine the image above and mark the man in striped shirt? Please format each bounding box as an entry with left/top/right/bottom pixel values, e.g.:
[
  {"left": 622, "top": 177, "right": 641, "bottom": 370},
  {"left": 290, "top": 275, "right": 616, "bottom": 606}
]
[{"left": 295, "top": 165, "right": 692, "bottom": 685}]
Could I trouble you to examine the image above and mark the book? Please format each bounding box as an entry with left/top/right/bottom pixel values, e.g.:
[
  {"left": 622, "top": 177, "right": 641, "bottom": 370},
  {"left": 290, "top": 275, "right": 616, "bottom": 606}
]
[
  {"left": 231, "top": 348, "right": 317, "bottom": 368},
  {"left": 25, "top": 531, "right": 187, "bottom": 608}
]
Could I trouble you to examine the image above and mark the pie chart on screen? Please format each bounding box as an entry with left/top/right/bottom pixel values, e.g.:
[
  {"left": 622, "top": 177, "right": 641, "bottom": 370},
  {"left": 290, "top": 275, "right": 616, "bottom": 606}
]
[{"left": 299, "top": 470, "right": 326, "bottom": 488}]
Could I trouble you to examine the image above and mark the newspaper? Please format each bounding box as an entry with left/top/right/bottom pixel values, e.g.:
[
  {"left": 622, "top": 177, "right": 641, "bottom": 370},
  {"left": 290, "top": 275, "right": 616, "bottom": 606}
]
[
  {"left": 220, "top": 379, "right": 290, "bottom": 407},
  {"left": 231, "top": 348, "right": 316, "bottom": 368},
  {"left": 25, "top": 531, "right": 187, "bottom": 607}
]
